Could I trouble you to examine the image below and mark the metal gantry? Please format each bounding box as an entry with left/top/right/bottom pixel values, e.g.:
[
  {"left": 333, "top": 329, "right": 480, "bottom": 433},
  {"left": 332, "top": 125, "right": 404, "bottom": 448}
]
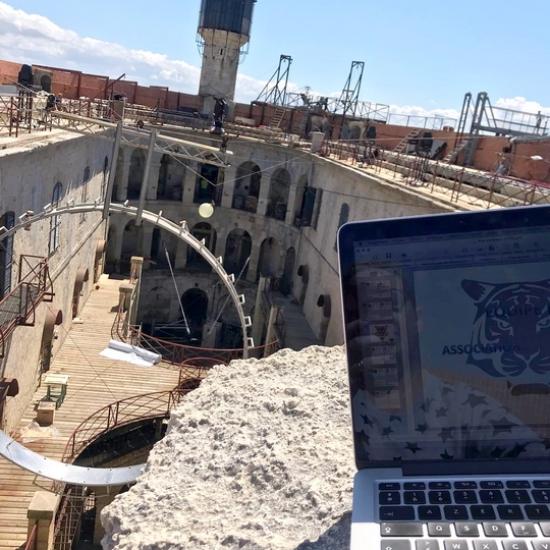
[
  {"left": 254, "top": 54, "right": 293, "bottom": 106},
  {"left": 334, "top": 61, "right": 365, "bottom": 118}
]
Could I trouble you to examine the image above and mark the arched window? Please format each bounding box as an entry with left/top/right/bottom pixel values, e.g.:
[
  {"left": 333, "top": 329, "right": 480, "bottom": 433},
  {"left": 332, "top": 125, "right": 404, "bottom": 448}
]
[
  {"left": 194, "top": 162, "right": 221, "bottom": 205},
  {"left": 49, "top": 182, "right": 63, "bottom": 255},
  {"left": 157, "top": 153, "right": 185, "bottom": 201},
  {"left": 0, "top": 211, "right": 15, "bottom": 299},
  {"left": 224, "top": 229, "right": 252, "bottom": 276},
  {"left": 127, "top": 149, "right": 145, "bottom": 200},
  {"left": 267, "top": 169, "right": 291, "bottom": 221},
  {"left": 232, "top": 161, "right": 261, "bottom": 213},
  {"left": 187, "top": 223, "right": 217, "bottom": 271},
  {"left": 334, "top": 203, "right": 350, "bottom": 249},
  {"left": 257, "top": 237, "right": 281, "bottom": 281}
]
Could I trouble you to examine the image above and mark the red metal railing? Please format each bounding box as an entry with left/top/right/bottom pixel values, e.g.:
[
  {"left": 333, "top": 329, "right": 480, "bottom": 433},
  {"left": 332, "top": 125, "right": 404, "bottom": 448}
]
[
  {"left": 0, "top": 255, "right": 53, "bottom": 357},
  {"left": 61, "top": 387, "right": 189, "bottom": 463},
  {"left": 111, "top": 305, "right": 279, "bottom": 368}
]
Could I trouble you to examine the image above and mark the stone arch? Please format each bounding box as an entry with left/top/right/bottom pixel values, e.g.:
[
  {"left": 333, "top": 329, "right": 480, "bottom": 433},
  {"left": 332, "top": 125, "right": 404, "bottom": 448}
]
[
  {"left": 280, "top": 247, "right": 295, "bottom": 296},
  {"left": 157, "top": 153, "right": 184, "bottom": 201},
  {"left": 72, "top": 267, "right": 90, "bottom": 319},
  {"left": 94, "top": 240, "right": 106, "bottom": 283},
  {"left": 187, "top": 223, "right": 217, "bottom": 271},
  {"left": 127, "top": 149, "right": 145, "bottom": 200},
  {"left": 257, "top": 237, "right": 281, "bottom": 280},
  {"left": 232, "top": 161, "right": 261, "bottom": 213},
  {"left": 267, "top": 168, "right": 291, "bottom": 221},
  {"left": 297, "top": 264, "right": 309, "bottom": 306},
  {"left": 120, "top": 220, "right": 141, "bottom": 275},
  {"left": 39, "top": 309, "right": 63, "bottom": 374},
  {"left": 224, "top": 228, "right": 252, "bottom": 276},
  {"left": 0, "top": 211, "right": 15, "bottom": 299},
  {"left": 181, "top": 288, "right": 209, "bottom": 342},
  {"left": 317, "top": 294, "right": 332, "bottom": 344},
  {"left": 349, "top": 125, "right": 362, "bottom": 141},
  {"left": 194, "top": 162, "right": 222, "bottom": 205}
]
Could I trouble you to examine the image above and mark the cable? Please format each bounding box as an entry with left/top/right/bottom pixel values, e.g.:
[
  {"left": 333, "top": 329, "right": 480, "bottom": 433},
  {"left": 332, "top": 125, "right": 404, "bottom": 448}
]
[{"left": 164, "top": 245, "right": 191, "bottom": 335}]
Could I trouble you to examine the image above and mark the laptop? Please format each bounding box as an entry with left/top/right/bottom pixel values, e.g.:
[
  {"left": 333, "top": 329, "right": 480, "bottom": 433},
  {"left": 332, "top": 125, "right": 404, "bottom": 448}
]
[{"left": 338, "top": 205, "right": 550, "bottom": 550}]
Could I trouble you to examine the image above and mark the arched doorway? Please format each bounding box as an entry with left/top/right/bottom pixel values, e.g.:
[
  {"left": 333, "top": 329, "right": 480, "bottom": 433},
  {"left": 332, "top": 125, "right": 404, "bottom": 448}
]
[
  {"left": 280, "top": 247, "right": 295, "bottom": 296},
  {"left": 120, "top": 221, "right": 141, "bottom": 275},
  {"left": 181, "top": 288, "right": 209, "bottom": 343},
  {"left": 267, "top": 169, "right": 291, "bottom": 220},
  {"left": 127, "top": 149, "right": 145, "bottom": 200},
  {"left": 317, "top": 294, "right": 332, "bottom": 344},
  {"left": 72, "top": 268, "right": 90, "bottom": 319},
  {"left": 39, "top": 310, "right": 63, "bottom": 374},
  {"left": 224, "top": 229, "right": 252, "bottom": 276},
  {"left": 157, "top": 153, "right": 184, "bottom": 201},
  {"left": 149, "top": 228, "right": 177, "bottom": 270},
  {"left": 297, "top": 264, "right": 309, "bottom": 306},
  {"left": 232, "top": 161, "right": 261, "bottom": 213},
  {"left": 40, "top": 75, "right": 52, "bottom": 93},
  {"left": 0, "top": 211, "right": 15, "bottom": 299},
  {"left": 257, "top": 238, "right": 281, "bottom": 280},
  {"left": 194, "top": 163, "right": 222, "bottom": 205},
  {"left": 112, "top": 150, "right": 124, "bottom": 201},
  {"left": 187, "top": 223, "right": 217, "bottom": 271}
]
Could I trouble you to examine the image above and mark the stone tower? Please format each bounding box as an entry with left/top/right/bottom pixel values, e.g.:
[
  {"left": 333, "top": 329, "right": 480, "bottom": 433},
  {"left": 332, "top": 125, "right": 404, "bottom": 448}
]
[{"left": 197, "top": 0, "right": 256, "bottom": 113}]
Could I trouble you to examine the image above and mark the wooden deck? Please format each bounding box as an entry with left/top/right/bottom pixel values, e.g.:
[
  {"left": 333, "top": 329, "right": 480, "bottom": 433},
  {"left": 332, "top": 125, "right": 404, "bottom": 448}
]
[{"left": 0, "top": 275, "right": 179, "bottom": 549}]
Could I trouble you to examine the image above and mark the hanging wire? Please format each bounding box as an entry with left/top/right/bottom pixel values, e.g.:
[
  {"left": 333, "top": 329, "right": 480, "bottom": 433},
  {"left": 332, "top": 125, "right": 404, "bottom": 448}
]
[{"left": 164, "top": 244, "right": 191, "bottom": 335}]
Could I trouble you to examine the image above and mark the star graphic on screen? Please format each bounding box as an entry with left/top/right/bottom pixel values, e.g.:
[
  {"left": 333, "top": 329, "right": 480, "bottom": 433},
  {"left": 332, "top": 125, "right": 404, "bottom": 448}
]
[
  {"left": 441, "top": 386, "right": 454, "bottom": 396},
  {"left": 416, "top": 423, "right": 428, "bottom": 434},
  {"left": 435, "top": 407, "right": 448, "bottom": 418},
  {"left": 492, "top": 417, "right": 517, "bottom": 435},
  {"left": 405, "top": 442, "right": 421, "bottom": 454},
  {"left": 382, "top": 426, "right": 394, "bottom": 437},
  {"left": 389, "top": 415, "right": 402, "bottom": 423},
  {"left": 438, "top": 427, "right": 455, "bottom": 442},
  {"left": 420, "top": 398, "right": 434, "bottom": 413},
  {"left": 440, "top": 450, "right": 454, "bottom": 460},
  {"left": 361, "top": 414, "right": 373, "bottom": 426},
  {"left": 463, "top": 393, "right": 488, "bottom": 408},
  {"left": 504, "top": 443, "right": 528, "bottom": 458}
]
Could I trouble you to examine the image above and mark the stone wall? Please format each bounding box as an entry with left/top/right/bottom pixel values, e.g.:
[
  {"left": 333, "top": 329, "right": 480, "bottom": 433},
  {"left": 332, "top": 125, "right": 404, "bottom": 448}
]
[{"left": 0, "top": 131, "right": 111, "bottom": 432}]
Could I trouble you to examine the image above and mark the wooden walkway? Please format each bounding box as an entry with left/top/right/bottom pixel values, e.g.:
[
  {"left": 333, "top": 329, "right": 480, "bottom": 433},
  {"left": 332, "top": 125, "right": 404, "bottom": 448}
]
[{"left": 0, "top": 275, "right": 179, "bottom": 549}]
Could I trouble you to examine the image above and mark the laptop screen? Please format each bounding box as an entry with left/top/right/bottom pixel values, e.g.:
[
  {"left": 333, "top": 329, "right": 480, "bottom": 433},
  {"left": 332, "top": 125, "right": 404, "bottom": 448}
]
[{"left": 339, "top": 206, "right": 550, "bottom": 468}]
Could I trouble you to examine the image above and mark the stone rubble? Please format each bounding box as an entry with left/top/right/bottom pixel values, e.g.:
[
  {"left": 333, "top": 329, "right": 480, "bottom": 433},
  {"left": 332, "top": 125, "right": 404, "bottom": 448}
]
[{"left": 101, "top": 346, "right": 355, "bottom": 549}]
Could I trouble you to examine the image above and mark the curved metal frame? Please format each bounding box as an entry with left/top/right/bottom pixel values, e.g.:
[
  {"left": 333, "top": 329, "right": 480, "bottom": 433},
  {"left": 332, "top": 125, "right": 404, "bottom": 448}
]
[{"left": 0, "top": 201, "right": 251, "bottom": 486}]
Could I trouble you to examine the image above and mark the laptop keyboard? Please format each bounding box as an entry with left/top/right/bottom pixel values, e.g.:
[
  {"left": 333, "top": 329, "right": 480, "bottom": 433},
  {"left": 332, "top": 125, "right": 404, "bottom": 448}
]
[{"left": 378, "top": 480, "right": 550, "bottom": 549}]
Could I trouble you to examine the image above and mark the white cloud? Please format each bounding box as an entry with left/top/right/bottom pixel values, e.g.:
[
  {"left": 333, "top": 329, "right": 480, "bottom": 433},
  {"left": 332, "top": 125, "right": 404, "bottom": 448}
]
[
  {"left": 0, "top": 2, "right": 266, "bottom": 102},
  {"left": 494, "top": 96, "right": 550, "bottom": 116}
]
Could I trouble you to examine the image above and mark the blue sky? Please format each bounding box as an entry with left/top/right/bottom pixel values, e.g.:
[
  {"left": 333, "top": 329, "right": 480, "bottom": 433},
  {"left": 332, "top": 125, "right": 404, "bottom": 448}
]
[{"left": 0, "top": 0, "right": 549, "bottom": 116}]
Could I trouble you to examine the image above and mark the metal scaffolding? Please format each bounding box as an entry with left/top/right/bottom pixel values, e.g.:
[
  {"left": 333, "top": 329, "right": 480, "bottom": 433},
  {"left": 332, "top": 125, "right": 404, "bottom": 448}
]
[{"left": 254, "top": 54, "right": 293, "bottom": 106}]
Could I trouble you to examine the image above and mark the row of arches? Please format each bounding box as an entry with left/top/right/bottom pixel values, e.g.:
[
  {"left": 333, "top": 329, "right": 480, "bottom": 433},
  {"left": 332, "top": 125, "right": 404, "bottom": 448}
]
[
  {"left": 114, "top": 221, "right": 296, "bottom": 292},
  {"left": 115, "top": 151, "right": 303, "bottom": 224}
]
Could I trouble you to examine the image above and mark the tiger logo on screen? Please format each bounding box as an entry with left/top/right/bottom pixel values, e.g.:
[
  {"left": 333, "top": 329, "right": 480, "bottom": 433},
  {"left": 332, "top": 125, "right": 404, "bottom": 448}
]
[{"left": 462, "top": 279, "right": 550, "bottom": 377}]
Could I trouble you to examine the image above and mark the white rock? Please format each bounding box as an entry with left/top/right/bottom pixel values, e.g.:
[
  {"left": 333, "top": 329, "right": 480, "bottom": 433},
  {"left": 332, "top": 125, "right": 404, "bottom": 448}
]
[{"left": 101, "top": 346, "right": 354, "bottom": 549}]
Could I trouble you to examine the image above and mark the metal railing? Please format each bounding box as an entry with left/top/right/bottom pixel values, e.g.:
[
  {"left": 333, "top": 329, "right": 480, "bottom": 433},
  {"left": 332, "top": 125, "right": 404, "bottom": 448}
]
[
  {"left": 0, "top": 255, "right": 53, "bottom": 357},
  {"left": 318, "top": 138, "right": 550, "bottom": 210},
  {"left": 62, "top": 388, "right": 188, "bottom": 463}
]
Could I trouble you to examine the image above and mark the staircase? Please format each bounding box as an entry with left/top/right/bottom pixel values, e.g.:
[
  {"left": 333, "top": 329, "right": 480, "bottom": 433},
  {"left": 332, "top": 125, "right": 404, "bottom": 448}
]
[
  {"left": 393, "top": 129, "right": 422, "bottom": 154},
  {"left": 269, "top": 106, "right": 286, "bottom": 129},
  {"left": 443, "top": 139, "right": 469, "bottom": 164}
]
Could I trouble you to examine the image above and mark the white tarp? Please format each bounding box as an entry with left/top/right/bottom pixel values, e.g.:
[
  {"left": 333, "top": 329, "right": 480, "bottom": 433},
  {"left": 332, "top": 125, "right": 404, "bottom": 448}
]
[{"left": 100, "top": 340, "right": 161, "bottom": 367}]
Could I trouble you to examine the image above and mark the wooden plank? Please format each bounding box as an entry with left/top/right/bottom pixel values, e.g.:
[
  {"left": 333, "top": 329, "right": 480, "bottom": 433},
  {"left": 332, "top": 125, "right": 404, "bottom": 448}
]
[{"left": 0, "top": 276, "right": 180, "bottom": 548}]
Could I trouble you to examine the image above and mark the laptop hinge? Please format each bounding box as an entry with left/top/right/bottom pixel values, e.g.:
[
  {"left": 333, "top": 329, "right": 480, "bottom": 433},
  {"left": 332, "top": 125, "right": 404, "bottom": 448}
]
[{"left": 402, "top": 460, "right": 550, "bottom": 477}]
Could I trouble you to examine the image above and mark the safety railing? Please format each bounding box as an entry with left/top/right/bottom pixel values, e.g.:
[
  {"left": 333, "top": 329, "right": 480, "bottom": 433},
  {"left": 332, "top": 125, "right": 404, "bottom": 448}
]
[
  {"left": 0, "top": 255, "right": 53, "bottom": 357},
  {"left": 318, "top": 138, "right": 550, "bottom": 209},
  {"left": 62, "top": 388, "right": 187, "bottom": 463}
]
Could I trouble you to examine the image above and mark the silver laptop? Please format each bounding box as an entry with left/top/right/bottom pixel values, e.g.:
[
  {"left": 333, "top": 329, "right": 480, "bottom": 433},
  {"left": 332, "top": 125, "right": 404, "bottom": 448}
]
[{"left": 338, "top": 205, "right": 550, "bottom": 550}]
